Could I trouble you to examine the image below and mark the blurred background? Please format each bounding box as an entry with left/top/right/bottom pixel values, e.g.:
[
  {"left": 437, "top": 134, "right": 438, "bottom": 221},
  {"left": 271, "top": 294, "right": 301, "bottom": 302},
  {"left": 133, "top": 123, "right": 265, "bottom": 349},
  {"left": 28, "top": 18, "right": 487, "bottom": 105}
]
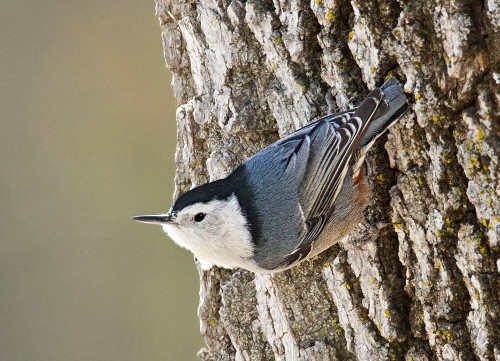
[{"left": 0, "top": 1, "right": 203, "bottom": 360}]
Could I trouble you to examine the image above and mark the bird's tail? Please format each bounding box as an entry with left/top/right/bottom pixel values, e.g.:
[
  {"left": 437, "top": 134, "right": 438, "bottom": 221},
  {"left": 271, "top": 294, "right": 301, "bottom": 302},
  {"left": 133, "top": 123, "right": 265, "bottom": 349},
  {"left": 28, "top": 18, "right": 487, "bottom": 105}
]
[
  {"left": 358, "top": 77, "right": 408, "bottom": 151},
  {"left": 351, "top": 77, "right": 408, "bottom": 177}
]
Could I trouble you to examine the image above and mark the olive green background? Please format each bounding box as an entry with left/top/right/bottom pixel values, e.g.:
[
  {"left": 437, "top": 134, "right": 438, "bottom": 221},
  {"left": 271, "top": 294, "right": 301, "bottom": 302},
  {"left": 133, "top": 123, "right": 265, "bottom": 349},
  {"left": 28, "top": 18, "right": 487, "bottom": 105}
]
[{"left": 1, "top": 1, "right": 203, "bottom": 360}]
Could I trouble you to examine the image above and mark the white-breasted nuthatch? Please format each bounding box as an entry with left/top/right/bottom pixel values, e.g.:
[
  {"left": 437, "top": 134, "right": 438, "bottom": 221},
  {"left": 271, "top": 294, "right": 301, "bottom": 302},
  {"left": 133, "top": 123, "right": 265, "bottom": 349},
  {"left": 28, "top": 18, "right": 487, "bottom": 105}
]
[{"left": 133, "top": 78, "right": 408, "bottom": 273}]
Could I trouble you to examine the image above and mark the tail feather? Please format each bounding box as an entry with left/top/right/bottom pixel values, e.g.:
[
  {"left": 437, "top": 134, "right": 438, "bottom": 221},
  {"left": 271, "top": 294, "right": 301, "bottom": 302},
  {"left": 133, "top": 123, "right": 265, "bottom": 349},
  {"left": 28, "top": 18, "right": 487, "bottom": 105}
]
[
  {"left": 358, "top": 78, "right": 408, "bottom": 151},
  {"left": 379, "top": 76, "right": 401, "bottom": 93},
  {"left": 352, "top": 88, "right": 384, "bottom": 122},
  {"left": 351, "top": 78, "right": 408, "bottom": 177}
]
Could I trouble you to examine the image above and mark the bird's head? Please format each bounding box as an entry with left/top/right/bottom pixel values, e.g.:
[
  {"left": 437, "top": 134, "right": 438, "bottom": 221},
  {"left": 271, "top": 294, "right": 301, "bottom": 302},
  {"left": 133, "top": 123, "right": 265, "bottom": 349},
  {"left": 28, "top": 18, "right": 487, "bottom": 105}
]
[{"left": 132, "top": 182, "right": 254, "bottom": 270}]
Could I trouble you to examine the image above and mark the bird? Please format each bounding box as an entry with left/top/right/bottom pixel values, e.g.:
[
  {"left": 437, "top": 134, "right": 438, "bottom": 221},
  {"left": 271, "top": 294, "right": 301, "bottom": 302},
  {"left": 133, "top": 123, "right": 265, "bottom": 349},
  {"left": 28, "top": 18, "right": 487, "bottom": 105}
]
[{"left": 133, "top": 77, "right": 408, "bottom": 273}]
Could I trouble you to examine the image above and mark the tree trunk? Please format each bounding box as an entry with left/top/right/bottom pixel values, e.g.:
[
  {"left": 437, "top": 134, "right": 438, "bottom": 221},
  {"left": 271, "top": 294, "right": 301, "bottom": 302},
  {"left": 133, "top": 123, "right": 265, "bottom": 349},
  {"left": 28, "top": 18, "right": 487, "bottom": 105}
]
[{"left": 155, "top": 0, "right": 499, "bottom": 360}]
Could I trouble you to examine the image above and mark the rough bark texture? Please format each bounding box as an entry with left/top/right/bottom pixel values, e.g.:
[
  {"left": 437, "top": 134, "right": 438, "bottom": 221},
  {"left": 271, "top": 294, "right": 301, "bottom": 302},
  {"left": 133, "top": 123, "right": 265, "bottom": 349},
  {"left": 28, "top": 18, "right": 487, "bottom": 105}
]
[{"left": 155, "top": 0, "right": 499, "bottom": 360}]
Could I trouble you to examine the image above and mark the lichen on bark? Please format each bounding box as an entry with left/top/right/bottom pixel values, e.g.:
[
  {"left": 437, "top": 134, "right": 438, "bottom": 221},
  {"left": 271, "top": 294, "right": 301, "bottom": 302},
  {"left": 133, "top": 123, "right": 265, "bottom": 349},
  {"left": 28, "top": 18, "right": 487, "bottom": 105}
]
[{"left": 155, "top": 0, "right": 499, "bottom": 359}]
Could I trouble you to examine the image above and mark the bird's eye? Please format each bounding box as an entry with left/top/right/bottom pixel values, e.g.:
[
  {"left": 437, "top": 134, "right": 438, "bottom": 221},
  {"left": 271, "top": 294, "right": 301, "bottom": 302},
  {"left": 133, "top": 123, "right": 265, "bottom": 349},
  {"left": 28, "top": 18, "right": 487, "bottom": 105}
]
[{"left": 193, "top": 213, "right": 206, "bottom": 222}]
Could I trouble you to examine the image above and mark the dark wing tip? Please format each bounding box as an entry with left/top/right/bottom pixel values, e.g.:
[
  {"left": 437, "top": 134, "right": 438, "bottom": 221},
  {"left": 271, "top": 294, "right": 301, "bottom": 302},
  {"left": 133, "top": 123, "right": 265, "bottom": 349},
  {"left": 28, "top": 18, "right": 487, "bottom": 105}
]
[{"left": 280, "top": 243, "right": 312, "bottom": 269}]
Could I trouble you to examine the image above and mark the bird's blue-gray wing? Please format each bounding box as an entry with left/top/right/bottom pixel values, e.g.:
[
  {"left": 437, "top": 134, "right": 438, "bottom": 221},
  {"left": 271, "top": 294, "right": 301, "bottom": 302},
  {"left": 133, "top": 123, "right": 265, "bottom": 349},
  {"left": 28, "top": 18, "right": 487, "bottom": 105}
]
[
  {"left": 245, "top": 79, "right": 408, "bottom": 270},
  {"left": 243, "top": 88, "right": 390, "bottom": 270},
  {"left": 274, "top": 108, "right": 356, "bottom": 144},
  {"left": 241, "top": 110, "right": 354, "bottom": 269},
  {"left": 276, "top": 89, "right": 387, "bottom": 268}
]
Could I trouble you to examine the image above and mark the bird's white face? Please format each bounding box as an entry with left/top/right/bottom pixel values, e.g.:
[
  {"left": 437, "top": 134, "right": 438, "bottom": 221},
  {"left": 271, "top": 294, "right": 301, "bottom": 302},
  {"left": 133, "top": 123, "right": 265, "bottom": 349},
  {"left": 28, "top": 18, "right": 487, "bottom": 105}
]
[{"left": 161, "top": 194, "right": 255, "bottom": 270}]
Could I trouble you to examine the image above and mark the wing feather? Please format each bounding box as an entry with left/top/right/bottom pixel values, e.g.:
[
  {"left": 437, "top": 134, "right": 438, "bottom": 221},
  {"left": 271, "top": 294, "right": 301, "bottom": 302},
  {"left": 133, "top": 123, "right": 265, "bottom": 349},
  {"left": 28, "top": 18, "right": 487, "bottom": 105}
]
[
  {"left": 243, "top": 80, "right": 408, "bottom": 271},
  {"left": 279, "top": 91, "right": 384, "bottom": 267}
]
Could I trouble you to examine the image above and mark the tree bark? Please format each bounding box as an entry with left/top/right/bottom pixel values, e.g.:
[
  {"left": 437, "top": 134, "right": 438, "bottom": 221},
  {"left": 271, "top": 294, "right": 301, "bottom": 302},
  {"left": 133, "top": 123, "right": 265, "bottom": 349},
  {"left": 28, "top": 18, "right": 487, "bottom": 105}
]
[{"left": 155, "top": 0, "right": 499, "bottom": 360}]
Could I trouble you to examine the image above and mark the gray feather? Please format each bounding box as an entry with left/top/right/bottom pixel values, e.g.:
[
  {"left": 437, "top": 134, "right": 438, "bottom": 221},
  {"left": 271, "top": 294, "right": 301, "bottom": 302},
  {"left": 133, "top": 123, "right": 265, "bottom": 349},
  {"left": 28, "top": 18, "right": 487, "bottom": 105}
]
[{"left": 244, "top": 78, "right": 408, "bottom": 270}]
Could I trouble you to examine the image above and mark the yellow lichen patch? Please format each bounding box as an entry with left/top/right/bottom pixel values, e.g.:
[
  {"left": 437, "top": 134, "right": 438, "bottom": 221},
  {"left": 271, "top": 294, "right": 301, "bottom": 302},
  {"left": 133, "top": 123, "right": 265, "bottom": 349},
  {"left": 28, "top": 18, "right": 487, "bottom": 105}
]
[
  {"left": 436, "top": 330, "right": 442, "bottom": 337},
  {"left": 327, "top": 11, "right": 334, "bottom": 20},
  {"left": 324, "top": 262, "right": 331, "bottom": 268},
  {"left": 275, "top": 36, "right": 282, "bottom": 44},
  {"left": 477, "top": 129, "right": 485, "bottom": 140},
  {"left": 494, "top": 216, "right": 499, "bottom": 222},
  {"left": 445, "top": 331, "right": 451, "bottom": 341},
  {"left": 433, "top": 116, "right": 438, "bottom": 122},
  {"left": 315, "top": 0, "right": 322, "bottom": 3},
  {"left": 418, "top": 177, "right": 423, "bottom": 185},
  {"left": 349, "top": 31, "right": 353, "bottom": 39},
  {"left": 482, "top": 219, "right": 488, "bottom": 227},
  {"left": 445, "top": 56, "right": 450, "bottom": 64},
  {"left": 384, "top": 73, "right": 394, "bottom": 80},
  {"left": 209, "top": 319, "right": 216, "bottom": 327},
  {"left": 480, "top": 247, "right": 487, "bottom": 254},
  {"left": 384, "top": 309, "right": 390, "bottom": 317},
  {"left": 344, "top": 282, "right": 351, "bottom": 290},
  {"left": 376, "top": 173, "right": 383, "bottom": 181},
  {"left": 370, "top": 66, "right": 375, "bottom": 73},
  {"left": 301, "top": 85, "right": 307, "bottom": 93},
  {"left": 435, "top": 262, "right": 440, "bottom": 269},
  {"left": 436, "top": 230, "right": 441, "bottom": 236},
  {"left": 468, "top": 155, "right": 480, "bottom": 168},
  {"left": 415, "top": 93, "right": 421, "bottom": 100},
  {"left": 371, "top": 278, "right": 376, "bottom": 284},
  {"left": 475, "top": 291, "right": 480, "bottom": 300}
]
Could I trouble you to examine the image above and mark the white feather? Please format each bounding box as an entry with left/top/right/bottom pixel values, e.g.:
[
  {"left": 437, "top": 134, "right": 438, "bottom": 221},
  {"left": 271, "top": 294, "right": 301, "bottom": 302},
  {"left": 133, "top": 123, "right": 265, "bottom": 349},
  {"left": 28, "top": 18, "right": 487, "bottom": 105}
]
[{"left": 161, "top": 194, "right": 256, "bottom": 270}]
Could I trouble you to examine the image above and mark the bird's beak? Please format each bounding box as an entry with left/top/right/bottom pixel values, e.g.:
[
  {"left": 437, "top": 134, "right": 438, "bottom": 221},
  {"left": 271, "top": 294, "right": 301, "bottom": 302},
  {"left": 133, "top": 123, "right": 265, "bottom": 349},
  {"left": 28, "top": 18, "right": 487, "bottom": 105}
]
[{"left": 131, "top": 213, "right": 175, "bottom": 225}]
